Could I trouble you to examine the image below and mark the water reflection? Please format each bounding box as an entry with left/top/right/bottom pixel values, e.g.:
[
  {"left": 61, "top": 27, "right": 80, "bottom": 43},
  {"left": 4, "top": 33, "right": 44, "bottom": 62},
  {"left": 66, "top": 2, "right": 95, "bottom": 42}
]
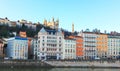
[{"left": 0, "top": 68, "right": 120, "bottom": 71}]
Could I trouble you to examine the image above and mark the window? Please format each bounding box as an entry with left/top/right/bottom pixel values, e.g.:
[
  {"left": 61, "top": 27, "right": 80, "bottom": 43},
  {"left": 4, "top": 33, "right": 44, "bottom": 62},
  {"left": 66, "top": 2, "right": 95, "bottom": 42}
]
[
  {"left": 65, "top": 49, "right": 67, "bottom": 52},
  {"left": 43, "top": 36, "right": 44, "bottom": 38},
  {"left": 59, "top": 49, "right": 61, "bottom": 51},
  {"left": 42, "top": 48, "right": 44, "bottom": 51},
  {"left": 43, "top": 44, "right": 44, "bottom": 46},
  {"left": 59, "top": 41, "right": 61, "bottom": 43},
  {"left": 38, "top": 40, "right": 40, "bottom": 43},
  {"left": 59, "top": 44, "right": 61, "bottom": 47}
]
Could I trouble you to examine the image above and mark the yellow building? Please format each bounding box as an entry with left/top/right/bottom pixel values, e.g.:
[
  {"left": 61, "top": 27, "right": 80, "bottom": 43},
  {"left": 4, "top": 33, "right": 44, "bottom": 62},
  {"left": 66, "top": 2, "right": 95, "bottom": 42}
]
[
  {"left": 43, "top": 17, "right": 59, "bottom": 30},
  {"left": 96, "top": 33, "right": 108, "bottom": 58}
]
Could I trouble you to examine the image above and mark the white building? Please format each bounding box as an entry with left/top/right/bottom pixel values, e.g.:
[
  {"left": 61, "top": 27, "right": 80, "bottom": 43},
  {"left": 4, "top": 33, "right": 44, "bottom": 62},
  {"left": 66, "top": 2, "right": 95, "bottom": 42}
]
[
  {"left": 79, "top": 32, "right": 97, "bottom": 60},
  {"left": 62, "top": 38, "right": 76, "bottom": 59},
  {"left": 32, "top": 27, "right": 64, "bottom": 60},
  {"left": 6, "top": 37, "right": 28, "bottom": 59},
  {"left": 31, "top": 37, "right": 38, "bottom": 60},
  {"left": 108, "top": 35, "right": 120, "bottom": 59}
]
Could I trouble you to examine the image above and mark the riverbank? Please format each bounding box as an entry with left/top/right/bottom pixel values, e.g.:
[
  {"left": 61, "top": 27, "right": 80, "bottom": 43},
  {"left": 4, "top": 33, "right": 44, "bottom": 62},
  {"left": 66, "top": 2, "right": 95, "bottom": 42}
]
[
  {"left": 0, "top": 60, "right": 120, "bottom": 68},
  {"left": 0, "top": 60, "right": 53, "bottom": 68},
  {"left": 44, "top": 60, "right": 120, "bottom": 68}
]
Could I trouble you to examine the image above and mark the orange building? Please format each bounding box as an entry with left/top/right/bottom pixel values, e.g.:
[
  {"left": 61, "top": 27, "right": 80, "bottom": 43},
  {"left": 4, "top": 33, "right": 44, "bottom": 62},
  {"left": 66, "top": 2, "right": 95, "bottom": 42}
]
[
  {"left": 96, "top": 33, "right": 108, "bottom": 58},
  {"left": 19, "top": 31, "right": 27, "bottom": 38},
  {"left": 69, "top": 35, "right": 83, "bottom": 59}
]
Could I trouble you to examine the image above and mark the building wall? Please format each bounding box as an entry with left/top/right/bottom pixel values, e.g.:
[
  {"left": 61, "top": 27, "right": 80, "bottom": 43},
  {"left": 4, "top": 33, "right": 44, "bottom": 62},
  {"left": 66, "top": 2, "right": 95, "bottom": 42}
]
[
  {"left": 0, "top": 18, "right": 9, "bottom": 25},
  {"left": 97, "top": 34, "right": 108, "bottom": 58},
  {"left": 69, "top": 36, "right": 83, "bottom": 59},
  {"left": 62, "top": 39, "right": 76, "bottom": 59},
  {"left": 28, "top": 38, "right": 32, "bottom": 59},
  {"left": 34, "top": 28, "right": 63, "bottom": 60},
  {"left": 76, "top": 37, "right": 83, "bottom": 58},
  {"left": 32, "top": 38, "right": 38, "bottom": 60},
  {"left": 108, "top": 36, "right": 120, "bottom": 59},
  {"left": 81, "top": 32, "right": 97, "bottom": 60},
  {"left": 0, "top": 41, "right": 4, "bottom": 58},
  {"left": 7, "top": 37, "right": 28, "bottom": 59}
]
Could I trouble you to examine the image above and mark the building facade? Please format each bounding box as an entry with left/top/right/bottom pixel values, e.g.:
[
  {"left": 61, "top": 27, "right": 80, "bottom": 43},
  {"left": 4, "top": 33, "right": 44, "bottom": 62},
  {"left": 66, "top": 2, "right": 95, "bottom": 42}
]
[
  {"left": 31, "top": 37, "right": 38, "bottom": 60},
  {"left": 6, "top": 37, "right": 28, "bottom": 59},
  {"left": 96, "top": 33, "right": 108, "bottom": 59},
  {"left": 32, "top": 27, "right": 64, "bottom": 60},
  {"left": 69, "top": 36, "right": 83, "bottom": 59},
  {"left": 79, "top": 32, "right": 97, "bottom": 60},
  {"left": 62, "top": 38, "right": 76, "bottom": 59},
  {"left": 0, "top": 17, "right": 10, "bottom": 25},
  {"left": 108, "top": 35, "right": 120, "bottom": 59},
  {"left": 0, "top": 39, "right": 4, "bottom": 58}
]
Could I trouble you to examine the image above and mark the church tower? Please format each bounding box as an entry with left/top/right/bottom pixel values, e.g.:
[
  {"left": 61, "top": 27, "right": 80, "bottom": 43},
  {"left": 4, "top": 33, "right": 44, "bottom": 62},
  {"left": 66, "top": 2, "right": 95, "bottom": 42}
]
[
  {"left": 72, "top": 23, "right": 74, "bottom": 33},
  {"left": 55, "top": 19, "right": 59, "bottom": 30},
  {"left": 43, "top": 19, "right": 47, "bottom": 26}
]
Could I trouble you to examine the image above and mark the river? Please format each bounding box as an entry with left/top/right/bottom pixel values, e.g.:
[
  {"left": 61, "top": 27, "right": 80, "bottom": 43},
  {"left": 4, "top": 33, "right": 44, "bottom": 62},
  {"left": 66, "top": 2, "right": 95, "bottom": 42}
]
[{"left": 0, "top": 68, "right": 120, "bottom": 71}]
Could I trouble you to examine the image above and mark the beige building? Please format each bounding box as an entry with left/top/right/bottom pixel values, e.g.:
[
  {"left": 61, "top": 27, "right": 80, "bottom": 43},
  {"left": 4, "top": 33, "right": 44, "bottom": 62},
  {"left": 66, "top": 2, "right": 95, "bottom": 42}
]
[
  {"left": 0, "top": 17, "right": 10, "bottom": 25},
  {"left": 0, "top": 39, "right": 4, "bottom": 58},
  {"left": 43, "top": 17, "right": 59, "bottom": 30},
  {"left": 62, "top": 38, "right": 76, "bottom": 59}
]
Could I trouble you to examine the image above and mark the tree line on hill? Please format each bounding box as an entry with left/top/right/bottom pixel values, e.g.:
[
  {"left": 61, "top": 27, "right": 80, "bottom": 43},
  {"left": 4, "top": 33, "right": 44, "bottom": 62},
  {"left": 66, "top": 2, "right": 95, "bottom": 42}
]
[
  {"left": 0, "top": 23, "right": 53, "bottom": 38},
  {"left": 0, "top": 22, "right": 78, "bottom": 38}
]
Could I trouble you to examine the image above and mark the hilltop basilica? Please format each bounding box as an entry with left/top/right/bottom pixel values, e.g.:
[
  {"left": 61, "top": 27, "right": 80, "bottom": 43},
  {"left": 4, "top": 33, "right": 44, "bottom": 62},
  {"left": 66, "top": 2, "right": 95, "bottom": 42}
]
[{"left": 43, "top": 17, "right": 59, "bottom": 30}]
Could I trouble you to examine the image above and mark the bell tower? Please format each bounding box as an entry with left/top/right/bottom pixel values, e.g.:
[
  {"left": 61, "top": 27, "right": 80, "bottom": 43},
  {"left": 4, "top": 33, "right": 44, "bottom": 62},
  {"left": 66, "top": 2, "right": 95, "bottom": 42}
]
[
  {"left": 43, "top": 19, "right": 47, "bottom": 26},
  {"left": 72, "top": 23, "right": 74, "bottom": 33}
]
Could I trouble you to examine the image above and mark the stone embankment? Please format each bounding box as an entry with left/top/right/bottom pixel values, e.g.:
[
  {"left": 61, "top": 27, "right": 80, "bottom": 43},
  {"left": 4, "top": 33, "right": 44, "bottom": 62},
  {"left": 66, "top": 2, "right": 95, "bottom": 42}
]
[
  {"left": 0, "top": 60, "right": 52, "bottom": 68},
  {"left": 44, "top": 60, "right": 120, "bottom": 68},
  {"left": 0, "top": 60, "right": 120, "bottom": 68}
]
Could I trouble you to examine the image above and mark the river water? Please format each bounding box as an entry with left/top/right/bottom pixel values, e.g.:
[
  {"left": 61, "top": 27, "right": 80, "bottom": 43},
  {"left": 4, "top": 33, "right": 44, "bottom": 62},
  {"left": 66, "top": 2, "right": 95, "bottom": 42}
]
[{"left": 0, "top": 68, "right": 120, "bottom": 71}]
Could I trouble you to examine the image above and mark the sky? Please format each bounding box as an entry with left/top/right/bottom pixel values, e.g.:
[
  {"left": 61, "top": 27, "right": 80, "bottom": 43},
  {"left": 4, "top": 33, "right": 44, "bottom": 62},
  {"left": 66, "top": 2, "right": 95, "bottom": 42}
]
[{"left": 0, "top": 0, "right": 120, "bottom": 33}]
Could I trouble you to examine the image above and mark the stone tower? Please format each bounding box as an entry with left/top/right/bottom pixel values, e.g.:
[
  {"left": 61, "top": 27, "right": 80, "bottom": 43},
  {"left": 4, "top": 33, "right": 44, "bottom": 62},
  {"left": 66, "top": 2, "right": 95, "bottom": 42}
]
[
  {"left": 72, "top": 23, "right": 74, "bottom": 33},
  {"left": 43, "top": 19, "right": 47, "bottom": 26},
  {"left": 55, "top": 19, "right": 59, "bottom": 30}
]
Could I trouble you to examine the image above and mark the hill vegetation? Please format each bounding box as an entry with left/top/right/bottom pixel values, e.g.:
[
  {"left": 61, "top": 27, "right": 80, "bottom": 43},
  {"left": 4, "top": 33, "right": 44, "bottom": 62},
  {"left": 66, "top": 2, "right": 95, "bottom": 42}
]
[{"left": 0, "top": 23, "right": 52, "bottom": 38}]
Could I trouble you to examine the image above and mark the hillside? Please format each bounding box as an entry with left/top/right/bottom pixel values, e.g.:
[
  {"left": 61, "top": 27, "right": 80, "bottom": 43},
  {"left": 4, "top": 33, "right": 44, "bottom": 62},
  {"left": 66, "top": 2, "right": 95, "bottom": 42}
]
[{"left": 0, "top": 23, "right": 52, "bottom": 38}]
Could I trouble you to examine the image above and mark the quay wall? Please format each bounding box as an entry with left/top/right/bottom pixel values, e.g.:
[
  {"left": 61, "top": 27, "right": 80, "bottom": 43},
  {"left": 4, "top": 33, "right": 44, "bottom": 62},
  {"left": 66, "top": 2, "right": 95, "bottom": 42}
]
[
  {"left": 0, "top": 60, "right": 52, "bottom": 68},
  {"left": 0, "top": 60, "right": 120, "bottom": 68},
  {"left": 44, "top": 60, "right": 120, "bottom": 68}
]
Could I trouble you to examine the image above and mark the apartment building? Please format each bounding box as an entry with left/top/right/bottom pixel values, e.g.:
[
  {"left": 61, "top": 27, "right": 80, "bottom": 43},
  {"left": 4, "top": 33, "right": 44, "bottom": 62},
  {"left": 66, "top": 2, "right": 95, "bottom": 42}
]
[
  {"left": 6, "top": 37, "right": 28, "bottom": 59},
  {"left": 62, "top": 38, "right": 76, "bottom": 59},
  {"left": 79, "top": 32, "right": 97, "bottom": 60},
  {"left": 32, "top": 27, "right": 64, "bottom": 60},
  {"left": 69, "top": 36, "right": 83, "bottom": 59},
  {"left": 96, "top": 33, "right": 108, "bottom": 59},
  {"left": 108, "top": 35, "right": 120, "bottom": 59}
]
